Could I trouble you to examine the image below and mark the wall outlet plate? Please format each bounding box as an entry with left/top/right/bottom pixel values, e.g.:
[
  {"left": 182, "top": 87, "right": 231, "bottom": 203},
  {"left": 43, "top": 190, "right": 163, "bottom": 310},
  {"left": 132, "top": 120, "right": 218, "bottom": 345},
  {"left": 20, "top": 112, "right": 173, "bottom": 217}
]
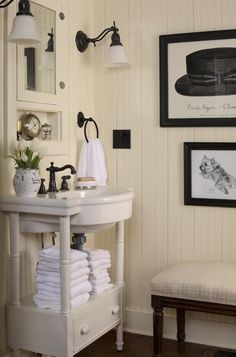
[{"left": 113, "top": 130, "right": 131, "bottom": 149}]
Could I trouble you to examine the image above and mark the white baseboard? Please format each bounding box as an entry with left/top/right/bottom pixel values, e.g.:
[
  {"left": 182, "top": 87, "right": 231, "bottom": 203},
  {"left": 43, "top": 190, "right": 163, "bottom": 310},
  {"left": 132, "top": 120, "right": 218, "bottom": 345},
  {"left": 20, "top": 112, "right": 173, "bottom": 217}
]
[{"left": 125, "top": 307, "right": 236, "bottom": 350}]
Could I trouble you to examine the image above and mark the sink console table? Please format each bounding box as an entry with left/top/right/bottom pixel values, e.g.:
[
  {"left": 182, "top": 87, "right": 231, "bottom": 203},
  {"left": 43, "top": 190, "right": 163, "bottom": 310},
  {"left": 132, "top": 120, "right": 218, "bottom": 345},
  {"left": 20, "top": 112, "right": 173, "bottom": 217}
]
[{"left": 0, "top": 189, "right": 134, "bottom": 356}]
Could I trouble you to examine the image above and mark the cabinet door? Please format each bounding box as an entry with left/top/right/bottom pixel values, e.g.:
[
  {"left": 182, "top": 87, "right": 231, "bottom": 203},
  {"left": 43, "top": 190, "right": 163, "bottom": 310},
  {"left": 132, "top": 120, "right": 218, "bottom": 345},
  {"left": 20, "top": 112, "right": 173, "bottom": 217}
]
[{"left": 15, "top": 0, "right": 65, "bottom": 106}]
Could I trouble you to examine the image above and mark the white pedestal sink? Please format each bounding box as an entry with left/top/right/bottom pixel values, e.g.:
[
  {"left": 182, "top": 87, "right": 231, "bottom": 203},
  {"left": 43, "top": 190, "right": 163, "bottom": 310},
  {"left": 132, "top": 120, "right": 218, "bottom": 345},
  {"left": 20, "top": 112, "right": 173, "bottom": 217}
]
[
  {"left": 0, "top": 186, "right": 134, "bottom": 356},
  {"left": 19, "top": 187, "right": 134, "bottom": 233}
]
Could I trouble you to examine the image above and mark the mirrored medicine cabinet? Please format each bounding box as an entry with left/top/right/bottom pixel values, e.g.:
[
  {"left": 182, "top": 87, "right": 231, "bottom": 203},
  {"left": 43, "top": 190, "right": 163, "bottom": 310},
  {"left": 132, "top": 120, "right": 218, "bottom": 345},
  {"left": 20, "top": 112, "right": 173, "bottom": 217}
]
[{"left": 16, "top": 0, "right": 64, "bottom": 105}]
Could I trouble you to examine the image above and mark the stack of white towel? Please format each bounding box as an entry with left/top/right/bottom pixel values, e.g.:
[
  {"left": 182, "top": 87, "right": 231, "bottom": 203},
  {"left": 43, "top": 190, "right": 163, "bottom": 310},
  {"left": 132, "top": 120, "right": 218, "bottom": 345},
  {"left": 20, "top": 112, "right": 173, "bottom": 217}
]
[
  {"left": 33, "top": 246, "right": 92, "bottom": 311},
  {"left": 84, "top": 248, "right": 113, "bottom": 295}
]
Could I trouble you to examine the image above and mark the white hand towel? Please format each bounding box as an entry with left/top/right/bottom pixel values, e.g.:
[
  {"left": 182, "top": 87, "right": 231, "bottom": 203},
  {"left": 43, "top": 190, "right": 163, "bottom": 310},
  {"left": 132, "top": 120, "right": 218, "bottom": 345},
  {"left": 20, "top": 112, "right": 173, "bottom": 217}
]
[
  {"left": 78, "top": 138, "right": 107, "bottom": 186},
  {"left": 84, "top": 248, "right": 111, "bottom": 260},
  {"left": 33, "top": 293, "right": 90, "bottom": 311},
  {"left": 89, "top": 259, "right": 111, "bottom": 269},
  {"left": 90, "top": 283, "right": 113, "bottom": 295},
  {"left": 37, "top": 280, "right": 92, "bottom": 298},
  {"left": 38, "top": 246, "right": 87, "bottom": 262},
  {"left": 37, "top": 267, "right": 90, "bottom": 281},
  {"left": 90, "top": 276, "right": 111, "bottom": 287},
  {"left": 36, "top": 274, "right": 89, "bottom": 288},
  {"left": 37, "top": 259, "right": 88, "bottom": 272}
]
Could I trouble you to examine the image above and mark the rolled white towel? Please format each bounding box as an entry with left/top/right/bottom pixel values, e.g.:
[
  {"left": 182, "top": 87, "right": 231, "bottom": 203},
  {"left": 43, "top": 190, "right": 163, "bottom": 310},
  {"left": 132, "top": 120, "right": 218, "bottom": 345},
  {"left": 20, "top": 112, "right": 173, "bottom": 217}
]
[
  {"left": 37, "top": 258, "right": 88, "bottom": 272},
  {"left": 38, "top": 246, "right": 87, "bottom": 262},
  {"left": 33, "top": 292, "right": 90, "bottom": 311},
  {"left": 36, "top": 274, "right": 89, "bottom": 288},
  {"left": 37, "top": 280, "right": 92, "bottom": 298},
  {"left": 89, "top": 259, "right": 111, "bottom": 269},
  {"left": 90, "top": 283, "right": 113, "bottom": 295},
  {"left": 90, "top": 276, "right": 111, "bottom": 287},
  {"left": 37, "top": 267, "right": 90, "bottom": 281},
  {"left": 84, "top": 248, "right": 111, "bottom": 260}
]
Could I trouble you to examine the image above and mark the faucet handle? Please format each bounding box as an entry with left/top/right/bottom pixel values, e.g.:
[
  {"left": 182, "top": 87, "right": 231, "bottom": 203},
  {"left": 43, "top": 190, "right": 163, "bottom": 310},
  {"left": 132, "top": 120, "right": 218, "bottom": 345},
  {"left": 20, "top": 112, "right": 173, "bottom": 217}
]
[
  {"left": 38, "top": 178, "right": 46, "bottom": 194},
  {"left": 46, "top": 162, "right": 55, "bottom": 172},
  {"left": 60, "top": 175, "right": 71, "bottom": 191}
]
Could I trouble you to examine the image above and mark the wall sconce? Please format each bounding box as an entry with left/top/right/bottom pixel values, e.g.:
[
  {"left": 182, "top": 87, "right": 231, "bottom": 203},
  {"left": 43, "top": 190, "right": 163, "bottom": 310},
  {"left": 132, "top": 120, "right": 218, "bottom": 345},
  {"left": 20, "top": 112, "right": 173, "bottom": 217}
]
[
  {"left": 39, "top": 28, "right": 54, "bottom": 71},
  {"left": 8, "top": 0, "right": 40, "bottom": 44},
  {"left": 75, "top": 21, "right": 128, "bottom": 67}
]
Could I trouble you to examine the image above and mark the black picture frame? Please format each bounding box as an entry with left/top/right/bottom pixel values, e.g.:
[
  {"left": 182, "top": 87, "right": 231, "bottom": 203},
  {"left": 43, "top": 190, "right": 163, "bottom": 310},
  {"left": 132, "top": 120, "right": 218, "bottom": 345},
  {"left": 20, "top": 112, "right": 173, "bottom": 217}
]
[
  {"left": 184, "top": 142, "right": 236, "bottom": 207},
  {"left": 160, "top": 29, "right": 236, "bottom": 127}
]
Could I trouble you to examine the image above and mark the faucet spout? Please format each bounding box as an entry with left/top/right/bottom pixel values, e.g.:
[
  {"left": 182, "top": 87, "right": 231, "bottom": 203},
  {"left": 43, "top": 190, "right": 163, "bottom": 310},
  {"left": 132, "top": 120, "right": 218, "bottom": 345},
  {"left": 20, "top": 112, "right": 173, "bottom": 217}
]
[
  {"left": 54, "top": 164, "right": 77, "bottom": 175},
  {"left": 46, "top": 162, "right": 77, "bottom": 192}
]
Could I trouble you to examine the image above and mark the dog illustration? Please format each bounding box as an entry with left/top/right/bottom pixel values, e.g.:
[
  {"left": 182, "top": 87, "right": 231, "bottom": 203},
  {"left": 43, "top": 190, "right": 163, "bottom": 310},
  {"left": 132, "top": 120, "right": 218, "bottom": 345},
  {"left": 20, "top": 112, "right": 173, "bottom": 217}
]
[{"left": 199, "top": 155, "right": 236, "bottom": 194}]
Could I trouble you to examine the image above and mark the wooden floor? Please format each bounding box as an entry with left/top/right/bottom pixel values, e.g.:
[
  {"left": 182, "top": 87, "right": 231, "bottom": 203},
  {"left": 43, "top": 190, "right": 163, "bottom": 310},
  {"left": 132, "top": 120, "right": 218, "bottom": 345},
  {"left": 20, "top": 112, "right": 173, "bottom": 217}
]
[{"left": 76, "top": 331, "right": 236, "bottom": 357}]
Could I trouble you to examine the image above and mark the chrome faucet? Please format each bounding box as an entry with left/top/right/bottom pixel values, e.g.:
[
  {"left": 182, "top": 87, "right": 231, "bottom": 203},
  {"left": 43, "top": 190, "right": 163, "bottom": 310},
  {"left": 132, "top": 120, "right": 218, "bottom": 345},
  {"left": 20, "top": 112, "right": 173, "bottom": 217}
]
[{"left": 46, "top": 162, "right": 77, "bottom": 192}]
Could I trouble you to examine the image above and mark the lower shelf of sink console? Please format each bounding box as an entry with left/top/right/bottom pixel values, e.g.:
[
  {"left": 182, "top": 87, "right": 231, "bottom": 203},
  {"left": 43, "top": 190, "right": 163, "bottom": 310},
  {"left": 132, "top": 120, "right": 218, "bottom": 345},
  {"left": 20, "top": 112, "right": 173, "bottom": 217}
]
[{"left": 7, "top": 285, "right": 122, "bottom": 357}]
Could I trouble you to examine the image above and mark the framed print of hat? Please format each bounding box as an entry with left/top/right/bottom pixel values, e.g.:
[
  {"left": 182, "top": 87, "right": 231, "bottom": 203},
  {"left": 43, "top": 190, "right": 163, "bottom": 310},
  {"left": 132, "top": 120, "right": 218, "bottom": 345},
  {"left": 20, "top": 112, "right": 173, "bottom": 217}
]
[{"left": 160, "top": 29, "right": 236, "bottom": 127}]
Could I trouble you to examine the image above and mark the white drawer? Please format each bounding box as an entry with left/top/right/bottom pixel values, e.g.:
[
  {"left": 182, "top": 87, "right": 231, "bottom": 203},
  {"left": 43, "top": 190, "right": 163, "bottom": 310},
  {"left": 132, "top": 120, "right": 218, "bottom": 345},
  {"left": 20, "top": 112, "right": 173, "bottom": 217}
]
[{"left": 73, "top": 289, "right": 121, "bottom": 352}]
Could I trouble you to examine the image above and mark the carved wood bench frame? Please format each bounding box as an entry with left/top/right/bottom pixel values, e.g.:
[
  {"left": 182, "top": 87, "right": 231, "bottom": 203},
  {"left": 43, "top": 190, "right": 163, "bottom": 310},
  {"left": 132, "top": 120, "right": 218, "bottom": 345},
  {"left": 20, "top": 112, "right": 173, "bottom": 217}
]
[{"left": 151, "top": 294, "right": 236, "bottom": 357}]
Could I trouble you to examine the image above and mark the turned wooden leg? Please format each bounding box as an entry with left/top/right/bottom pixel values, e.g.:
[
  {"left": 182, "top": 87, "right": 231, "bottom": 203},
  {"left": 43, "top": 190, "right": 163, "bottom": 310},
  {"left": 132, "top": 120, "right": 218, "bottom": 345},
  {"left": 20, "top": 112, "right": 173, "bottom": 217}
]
[
  {"left": 177, "top": 308, "right": 186, "bottom": 343},
  {"left": 153, "top": 300, "right": 163, "bottom": 357}
]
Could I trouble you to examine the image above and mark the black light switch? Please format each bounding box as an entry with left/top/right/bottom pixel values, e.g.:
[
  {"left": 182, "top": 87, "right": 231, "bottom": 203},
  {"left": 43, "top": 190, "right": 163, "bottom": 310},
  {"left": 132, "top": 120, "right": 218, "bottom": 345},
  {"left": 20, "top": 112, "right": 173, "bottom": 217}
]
[{"left": 113, "top": 130, "right": 131, "bottom": 149}]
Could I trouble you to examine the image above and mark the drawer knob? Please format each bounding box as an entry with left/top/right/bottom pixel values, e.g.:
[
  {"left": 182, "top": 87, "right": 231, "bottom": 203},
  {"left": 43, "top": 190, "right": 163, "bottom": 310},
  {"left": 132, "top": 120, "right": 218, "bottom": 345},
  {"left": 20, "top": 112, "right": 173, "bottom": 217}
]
[
  {"left": 112, "top": 305, "right": 120, "bottom": 315},
  {"left": 80, "top": 324, "right": 90, "bottom": 335}
]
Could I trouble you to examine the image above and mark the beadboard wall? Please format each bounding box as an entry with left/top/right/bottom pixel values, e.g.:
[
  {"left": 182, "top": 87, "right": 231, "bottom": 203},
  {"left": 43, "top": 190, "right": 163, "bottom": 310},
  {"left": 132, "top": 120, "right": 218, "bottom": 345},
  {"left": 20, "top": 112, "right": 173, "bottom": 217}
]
[{"left": 92, "top": 0, "right": 236, "bottom": 349}]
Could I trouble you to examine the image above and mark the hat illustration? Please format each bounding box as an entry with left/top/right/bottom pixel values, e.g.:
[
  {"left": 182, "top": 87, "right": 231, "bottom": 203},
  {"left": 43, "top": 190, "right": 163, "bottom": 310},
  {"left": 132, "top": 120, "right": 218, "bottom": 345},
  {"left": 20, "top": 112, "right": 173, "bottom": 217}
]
[{"left": 175, "top": 47, "right": 236, "bottom": 96}]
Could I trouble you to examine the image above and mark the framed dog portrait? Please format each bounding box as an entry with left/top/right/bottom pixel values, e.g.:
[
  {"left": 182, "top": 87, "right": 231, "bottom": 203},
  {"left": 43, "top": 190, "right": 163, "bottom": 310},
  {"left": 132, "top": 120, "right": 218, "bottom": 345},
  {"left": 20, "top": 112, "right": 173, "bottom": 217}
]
[
  {"left": 160, "top": 29, "right": 236, "bottom": 127},
  {"left": 184, "top": 142, "right": 236, "bottom": 207}
]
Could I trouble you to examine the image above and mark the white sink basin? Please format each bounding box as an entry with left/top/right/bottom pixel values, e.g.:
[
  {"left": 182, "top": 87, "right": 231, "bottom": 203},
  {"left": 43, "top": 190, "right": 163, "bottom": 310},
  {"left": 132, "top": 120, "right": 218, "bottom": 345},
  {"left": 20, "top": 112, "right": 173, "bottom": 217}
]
[{"left": 20, "top": 187, "right": 134, "bottom": 233}]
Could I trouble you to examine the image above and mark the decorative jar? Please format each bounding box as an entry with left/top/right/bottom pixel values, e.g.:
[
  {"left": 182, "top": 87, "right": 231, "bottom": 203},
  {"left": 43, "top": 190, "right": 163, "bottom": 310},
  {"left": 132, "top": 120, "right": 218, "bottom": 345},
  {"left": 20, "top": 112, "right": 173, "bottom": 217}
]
[{"left": 13, "top": 168, "right": 41, "bottom": 198}]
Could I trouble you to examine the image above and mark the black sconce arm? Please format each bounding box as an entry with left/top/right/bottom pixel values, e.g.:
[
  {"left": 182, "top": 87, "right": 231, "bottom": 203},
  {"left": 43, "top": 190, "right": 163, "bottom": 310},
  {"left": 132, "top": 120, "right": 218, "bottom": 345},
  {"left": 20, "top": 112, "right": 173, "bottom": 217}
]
[
  {"left": 0, "top": 0, "right": 14, "bottom": 8},
  {"left": 76, "top": 21, "right": 120, "bottom": 53}
]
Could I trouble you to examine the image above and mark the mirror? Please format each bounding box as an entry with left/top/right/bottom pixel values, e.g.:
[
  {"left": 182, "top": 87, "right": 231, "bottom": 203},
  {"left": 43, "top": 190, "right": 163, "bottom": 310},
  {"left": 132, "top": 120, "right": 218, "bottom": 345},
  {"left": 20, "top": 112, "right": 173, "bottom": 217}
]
[{"left": 23, "top": 1, "right": 56, "bottom": 94}]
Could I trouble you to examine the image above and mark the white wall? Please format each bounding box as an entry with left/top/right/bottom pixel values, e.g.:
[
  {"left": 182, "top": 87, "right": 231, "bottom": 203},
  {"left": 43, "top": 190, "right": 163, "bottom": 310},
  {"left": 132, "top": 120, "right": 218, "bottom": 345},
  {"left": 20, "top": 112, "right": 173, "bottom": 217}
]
[{"left": 93, "top": 0, "right": 236, "bottom": 348}]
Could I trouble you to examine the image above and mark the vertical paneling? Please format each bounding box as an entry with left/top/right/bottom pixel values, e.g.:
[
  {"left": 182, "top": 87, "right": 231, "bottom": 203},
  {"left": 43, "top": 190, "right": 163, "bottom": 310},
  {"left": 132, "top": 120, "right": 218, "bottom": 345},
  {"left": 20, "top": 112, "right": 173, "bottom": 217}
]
[
  {"left": 167, "top": 0, "right": 195, "bottom": 265},
  {"left": 220, "top": 0, "right": 236, "bottom": 262},
  {"left": 141, "top": 0, "right": 169, "bottom": 309}
]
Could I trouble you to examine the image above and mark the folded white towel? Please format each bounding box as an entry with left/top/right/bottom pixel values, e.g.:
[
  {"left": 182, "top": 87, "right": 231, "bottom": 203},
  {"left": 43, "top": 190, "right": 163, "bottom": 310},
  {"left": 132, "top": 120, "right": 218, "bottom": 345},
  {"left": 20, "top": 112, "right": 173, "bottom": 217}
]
[
  {"left": 38, "top": 246, "right": 87, "bottom": 262},
  {"left": 89, "top": 259, "right": 111, "bottom": 269},
  {"left": 36, "top": 274, "right": 89, "bottom": 288},
  {"left": 37, "top": 267, "right": 90, "bottom": 281},
  {"left": 37, "top": 258, "right": 88, "bottom": 273},
  {"left": 37, "top": 280, "right": 92, "bottom": 298},
  {"left": 78, "top": 138, "right": 107, "bottom": 187},
  {"left": 33, "top": 292, "right": 90, "bottom": 311},
  {"left": 90, "top": 276, "right": 111, "bottom": 287},
  {"left": 84, "top": 248, "right": 111, "bottom": 260},
  {"left": 89, "top": 263, "right": 111, "bottom": 272},
  {"left": 89, "top": 270, "right": 109, "bottom": 279},
  {"left": 90, "top": 283, "right": 114, "bottom": 295}
]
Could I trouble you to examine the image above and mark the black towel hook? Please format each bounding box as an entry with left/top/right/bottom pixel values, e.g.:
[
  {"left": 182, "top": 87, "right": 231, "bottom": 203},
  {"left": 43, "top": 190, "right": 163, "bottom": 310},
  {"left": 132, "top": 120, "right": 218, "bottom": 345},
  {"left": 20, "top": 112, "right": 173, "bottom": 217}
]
[{"left": 77, "top": 111, "right": 99, "bottom": 143}]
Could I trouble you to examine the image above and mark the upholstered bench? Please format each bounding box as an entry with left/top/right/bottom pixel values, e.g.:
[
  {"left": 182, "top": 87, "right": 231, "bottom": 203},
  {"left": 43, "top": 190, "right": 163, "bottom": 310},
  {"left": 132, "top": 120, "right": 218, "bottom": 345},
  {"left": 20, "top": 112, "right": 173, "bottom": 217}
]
[{"left": 151, "top": 261, "right": 236, "bottom": 357}]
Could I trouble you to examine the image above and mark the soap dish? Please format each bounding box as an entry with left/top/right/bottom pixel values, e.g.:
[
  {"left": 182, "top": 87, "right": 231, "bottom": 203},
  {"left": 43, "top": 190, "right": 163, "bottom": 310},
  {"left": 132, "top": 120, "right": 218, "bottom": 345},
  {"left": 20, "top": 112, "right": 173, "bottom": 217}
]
[{"left": 76, "top": 177, "right": 97, "bottom": 190}]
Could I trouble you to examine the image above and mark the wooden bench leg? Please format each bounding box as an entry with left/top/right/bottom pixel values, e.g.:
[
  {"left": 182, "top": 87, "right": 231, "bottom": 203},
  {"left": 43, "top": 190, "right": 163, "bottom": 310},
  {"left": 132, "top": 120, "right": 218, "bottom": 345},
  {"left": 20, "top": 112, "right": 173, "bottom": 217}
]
[
  {"left": 177, "top": 308, "right": 186, "bottom": 343},
  {"left": 153, "top": 302, "right": 163, "bottom": 357}
]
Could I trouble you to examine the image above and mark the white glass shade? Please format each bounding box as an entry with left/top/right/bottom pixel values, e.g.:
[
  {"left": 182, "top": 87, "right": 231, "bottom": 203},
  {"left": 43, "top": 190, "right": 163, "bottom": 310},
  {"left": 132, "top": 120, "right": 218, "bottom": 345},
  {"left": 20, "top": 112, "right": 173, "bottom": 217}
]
[
  {"left": 8, "top": 15, "right": 40, "bottom": 44},
  {"left": 105, "top": 45, "right": 129, "bottom": 67},
  {"left": 39, "top": 52, "right": 54, "bottom": 71}
]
